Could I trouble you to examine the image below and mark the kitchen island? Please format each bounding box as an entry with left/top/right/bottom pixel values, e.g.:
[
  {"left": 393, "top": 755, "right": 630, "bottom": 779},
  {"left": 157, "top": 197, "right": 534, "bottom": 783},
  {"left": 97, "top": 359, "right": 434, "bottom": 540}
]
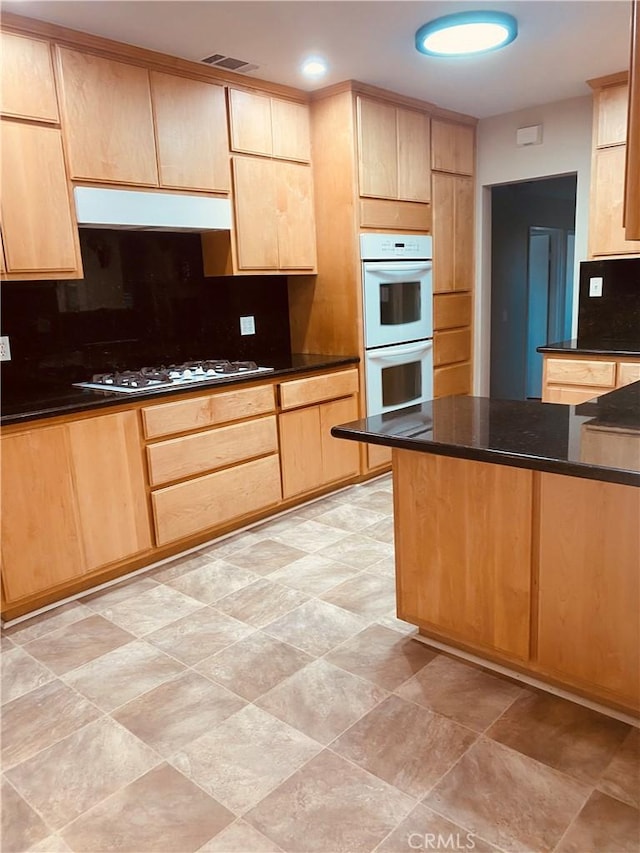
[{"left": 332, "top": 383, "right": 640, "bottom": 716}]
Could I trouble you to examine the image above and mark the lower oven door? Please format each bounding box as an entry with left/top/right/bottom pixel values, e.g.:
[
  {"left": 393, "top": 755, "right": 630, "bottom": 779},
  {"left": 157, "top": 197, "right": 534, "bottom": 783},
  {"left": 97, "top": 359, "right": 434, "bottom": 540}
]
[{"left": 365, "top": 339, "right": 433, "bottom": 415}]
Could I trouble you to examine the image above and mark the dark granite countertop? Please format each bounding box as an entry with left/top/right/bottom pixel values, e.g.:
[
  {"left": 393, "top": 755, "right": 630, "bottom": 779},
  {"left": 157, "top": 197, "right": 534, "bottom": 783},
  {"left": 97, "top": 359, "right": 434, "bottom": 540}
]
[
  {"left": 1, "top": 354, "right": 359, "bottom": 426},
  {"left": 537, "top": 338, "right": 640, "bottom": 357},
  {"left": 331, "top": 382, "right": 640, "bottom": 487}
]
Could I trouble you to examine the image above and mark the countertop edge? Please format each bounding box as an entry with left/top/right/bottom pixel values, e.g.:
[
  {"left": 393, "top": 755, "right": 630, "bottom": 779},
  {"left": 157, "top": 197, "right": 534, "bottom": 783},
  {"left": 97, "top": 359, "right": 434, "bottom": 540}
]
[
  {"left": 537, "top": 340, "right": 640, "bottom": 357},
  {"left": 331, "top": 421, "right": 640, "bottom": 488}
]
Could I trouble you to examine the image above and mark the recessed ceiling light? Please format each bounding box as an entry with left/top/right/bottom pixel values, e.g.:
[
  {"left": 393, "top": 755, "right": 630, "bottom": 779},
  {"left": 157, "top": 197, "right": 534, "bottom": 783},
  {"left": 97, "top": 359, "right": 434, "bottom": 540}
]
[
  {"left": 301, "top": 57, "right": 328, "bottom": 78},
  {"left": 415, "top": 11, "right": 518, "bottom": 57}
]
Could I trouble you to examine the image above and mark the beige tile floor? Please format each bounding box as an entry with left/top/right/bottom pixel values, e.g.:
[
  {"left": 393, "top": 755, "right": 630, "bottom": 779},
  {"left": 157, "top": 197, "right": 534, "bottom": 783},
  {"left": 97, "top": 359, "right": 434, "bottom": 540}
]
[{"left": 2, "top": 475, "right": 639, "bottom": 853}]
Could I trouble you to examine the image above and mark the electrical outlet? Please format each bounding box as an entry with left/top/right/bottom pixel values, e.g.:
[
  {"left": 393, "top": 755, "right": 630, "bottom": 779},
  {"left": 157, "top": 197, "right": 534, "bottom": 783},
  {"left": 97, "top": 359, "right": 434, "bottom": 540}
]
[
  {"left": 589, "top": 277, "right": 603, "bottom": 297},
  {"left": 240, "top": 315, "right": 256, "bottom": 336},
  {"left": 0, "top": 335, "right": 11, "bottom": 361}
]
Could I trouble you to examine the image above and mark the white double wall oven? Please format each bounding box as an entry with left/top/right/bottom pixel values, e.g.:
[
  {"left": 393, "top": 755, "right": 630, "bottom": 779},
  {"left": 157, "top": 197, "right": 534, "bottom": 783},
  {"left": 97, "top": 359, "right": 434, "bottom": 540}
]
[{"left": 360, "top": 233, "right": 433, "bottom": 415}]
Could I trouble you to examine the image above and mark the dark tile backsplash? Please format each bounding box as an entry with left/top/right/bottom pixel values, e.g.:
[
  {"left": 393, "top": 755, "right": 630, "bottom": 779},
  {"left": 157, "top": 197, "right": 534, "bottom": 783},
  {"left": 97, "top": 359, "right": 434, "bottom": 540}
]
[
  {"left": 577, "top": 258, "right": 640, "bottom": 347},
  {"left": 1, "top": 230, "right": 292, "bottom": 397}
]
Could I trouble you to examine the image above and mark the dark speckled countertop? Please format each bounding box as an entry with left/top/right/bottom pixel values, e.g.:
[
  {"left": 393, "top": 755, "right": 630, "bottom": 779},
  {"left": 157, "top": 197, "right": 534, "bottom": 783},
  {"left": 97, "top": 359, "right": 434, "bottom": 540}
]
[
  {"left": 1, "top": 354, "right": 359, "bottom": 426},
  {"left": 332, "top": 382, "right": 640, "bottom": 487},
  {"left": 537, "top": 338, "right": 640, "bottom": 357}
]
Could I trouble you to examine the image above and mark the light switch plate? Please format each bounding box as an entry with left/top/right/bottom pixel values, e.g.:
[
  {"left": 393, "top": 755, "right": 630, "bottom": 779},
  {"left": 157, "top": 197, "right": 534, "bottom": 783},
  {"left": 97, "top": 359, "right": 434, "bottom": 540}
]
[
  {"left": 0, "top": 335, "right": 11, "bottom": 361},
  {"left": 240, "top": 315, "right": 255, "bottom": 336},
  {"left": 589, "top": 277, "right": 603, "bottom": 297}
]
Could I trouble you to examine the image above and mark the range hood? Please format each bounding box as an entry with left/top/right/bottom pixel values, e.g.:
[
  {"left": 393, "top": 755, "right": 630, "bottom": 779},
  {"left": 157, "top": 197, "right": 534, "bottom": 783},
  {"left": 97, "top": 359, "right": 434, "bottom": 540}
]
[{"left": 74, "top": 187, "right": 232, "bottom": 232}]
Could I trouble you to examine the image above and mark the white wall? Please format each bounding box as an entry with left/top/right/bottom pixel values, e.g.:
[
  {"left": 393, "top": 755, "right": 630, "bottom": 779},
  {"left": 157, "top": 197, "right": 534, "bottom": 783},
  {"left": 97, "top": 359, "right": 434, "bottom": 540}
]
[{"left": 474, "top": 95, "right": 593, "bottom": 394}]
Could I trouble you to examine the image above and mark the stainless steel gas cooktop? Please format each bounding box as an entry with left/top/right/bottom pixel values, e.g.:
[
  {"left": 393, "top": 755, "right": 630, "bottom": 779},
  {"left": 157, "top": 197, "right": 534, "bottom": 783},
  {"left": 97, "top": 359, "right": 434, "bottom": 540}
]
[{"left": 73, "top": 359, "right": 274, "bottom": 394}]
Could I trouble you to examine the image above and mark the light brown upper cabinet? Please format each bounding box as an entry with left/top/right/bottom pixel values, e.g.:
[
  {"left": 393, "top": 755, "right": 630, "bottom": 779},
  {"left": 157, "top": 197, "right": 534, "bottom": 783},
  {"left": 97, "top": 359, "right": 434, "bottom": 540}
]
[
  {"left": 625, "top": 0, "right": 640, "bottom": 240},
  {"left": 0, "top": 31, "right": 59, "bottom": 122},
  {"left": 229, "top": 89, "right": 311, "bottom": 162},
  {"left": 431, "top": 172, "right": 474, "bottom": 292},
  {"left": 357, "top": 96, "right": 431, "bottom": 202},
  {"left": 56, "top": 47, "right": 158, "bottom": 186},
  {"left": 0, "top": 119, "right": 82, "bottom": 278},
  {"left": 431, "top": 120, "right": 475, "bottom": 175},
  {"left": 231, "top": 156, "right": 316, "bottom": 271},
  {"left": 588, "top": 74, "right": 640, "bottom": 256},
  {"left": 150, "top": 72, "right": 230, "bottom": 193}
]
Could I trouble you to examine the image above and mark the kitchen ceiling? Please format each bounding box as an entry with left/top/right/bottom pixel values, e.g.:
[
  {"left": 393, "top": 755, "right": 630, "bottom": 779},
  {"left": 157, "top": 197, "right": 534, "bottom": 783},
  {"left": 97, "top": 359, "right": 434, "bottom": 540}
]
[{"left": 2, "top": 0, "right": 632, "bottom": 118}]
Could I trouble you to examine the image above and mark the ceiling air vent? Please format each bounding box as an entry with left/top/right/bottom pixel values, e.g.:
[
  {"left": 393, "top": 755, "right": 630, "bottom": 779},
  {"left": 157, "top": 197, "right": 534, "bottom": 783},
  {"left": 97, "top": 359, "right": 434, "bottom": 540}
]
[{"left": 201, "top": 53, "right": 259, "bottom": 73}]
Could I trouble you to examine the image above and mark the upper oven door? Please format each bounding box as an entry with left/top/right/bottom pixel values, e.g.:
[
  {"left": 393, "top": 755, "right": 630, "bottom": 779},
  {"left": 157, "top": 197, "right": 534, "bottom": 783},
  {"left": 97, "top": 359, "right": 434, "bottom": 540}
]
[{"left": 362, "top": 261, "right": 433, "bottom": 349}]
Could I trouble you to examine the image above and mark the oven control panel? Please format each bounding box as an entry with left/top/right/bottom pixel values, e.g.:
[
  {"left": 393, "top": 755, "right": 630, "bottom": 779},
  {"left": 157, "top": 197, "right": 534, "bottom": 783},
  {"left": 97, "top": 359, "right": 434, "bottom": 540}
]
[{"left": 360, "top": 233, "right": 432, "bottom": 261}]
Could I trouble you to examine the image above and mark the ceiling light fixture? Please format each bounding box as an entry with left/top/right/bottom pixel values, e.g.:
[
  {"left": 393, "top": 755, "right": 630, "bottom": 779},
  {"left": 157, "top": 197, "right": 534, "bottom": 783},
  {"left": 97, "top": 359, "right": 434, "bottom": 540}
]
[
  {"left": 415, "top": 10, "right": 518, "bottom": 57},
  {"left": 301, "top": 57, "right": 328, "bottom": 78}
]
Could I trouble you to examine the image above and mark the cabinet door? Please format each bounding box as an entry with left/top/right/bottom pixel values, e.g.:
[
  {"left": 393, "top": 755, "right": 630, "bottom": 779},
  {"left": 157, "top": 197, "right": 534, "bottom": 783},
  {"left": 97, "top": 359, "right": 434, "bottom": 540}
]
[
  {"left": 279, "top": 406, "right": 323, "bottom": 498},
  {"left": 320, "top": 396, "right": 360, "bottom": 484},
  {"left": 276, "top": 161, "right": 317, "bottom": 270},
  {"left": 151, "top": 72, "right": 230, "bottom": 192},
  {"left": 590, "top": 146, "right": 640, "bottom": 255},
  {"left": 1, "top": 427, "right": 85, "bottom": 601},
  {"left": 595, "top": 82, "right": 629, "bottom": 146},
  {"left": 537, "top": 473, "right": 640, "bottom": 706},
  {"left": 397, "top": 108, "right": 430, "bottom": 202},
  {"left": 232, "top": 156, "right": 279, "bottom": 269},
  {"left": 0, "top": 32, "right": 59, "bottom": 122},
  {"left": 272, "top": 98, "right": 311, "bottom": 162},
  {"left": 56, "top": 47, "right": 158, "bottom": 185},
  {"left": 357, "top": 97, "right": 398, "bottom": 199},
  {"left": 229, "top": 89, "right": 272, "bottom": 156},
  {"left": 431, "top": 120, "right": 475, "bottom": 175},
  {"left": 0, "top": 120, "right": 81, "bottom": 275},
  {"left": 432, "top": 172, "right": 474, "bottom": 292},
  {"left": 394, "top": 451, "right": 532, "bottom": 660},
  {"left": 67, "top": 411, "right": 152, "bottom": 570}
]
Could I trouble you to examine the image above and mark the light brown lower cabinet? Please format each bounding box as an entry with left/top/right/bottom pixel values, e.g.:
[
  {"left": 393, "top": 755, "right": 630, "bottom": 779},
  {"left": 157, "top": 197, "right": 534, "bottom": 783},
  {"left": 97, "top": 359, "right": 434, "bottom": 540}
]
[
  {"left": 536, "top": 473, "right": 639, "bottom": 707},
  {"left": 152, "top": 454, "right": 282, "bottom": 545},
  {"left": 394, "top": 451, "right": 533, "bottom": 661},
  {"left": 393, "top": 448, "right": 640, "bottom": 712},
  {"left": 541, "top": 353, "right": 640, "bottom": 403},
  {"left": 279, "top": 394, "right": 360, "bottom": 499},
  {"left": 1, "top": 410, "right": 151, "bottom": 602}
]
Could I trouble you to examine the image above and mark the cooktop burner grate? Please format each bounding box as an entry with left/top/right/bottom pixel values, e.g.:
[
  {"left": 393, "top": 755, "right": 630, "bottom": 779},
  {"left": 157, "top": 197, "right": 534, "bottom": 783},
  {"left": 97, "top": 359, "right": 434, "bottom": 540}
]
[{"left": 74, "top": 360, "right": 274, "bottom": 394}]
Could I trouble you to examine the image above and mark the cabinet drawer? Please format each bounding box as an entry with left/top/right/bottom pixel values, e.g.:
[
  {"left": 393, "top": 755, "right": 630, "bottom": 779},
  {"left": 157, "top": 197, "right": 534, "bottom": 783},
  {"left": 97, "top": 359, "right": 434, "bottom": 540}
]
[
  {"left": 147, "top": 415, "right": 278, "bottom": 486},
  {"left": 545, "top": 358, "right": 616, "bottom": 387},
  {"left": 434, "top": 328, "right": 471, "bottom": 367},
  {"left": 279, "top": 369, "right": 359, "bottom": 410},
  {"left": 617, "top": 361, "right": 640, "bottom": 387},
  {"left": 152, "top": 454, "right": 281, "bottom": 545},
  {"left": 142, "top": 384, "right": 275, "bottom": 438},
  {"left": 433, "top": 292, "right": 472, "bottom": 330},
  {"left": 433, "top": 362, "right": 471, "bottom": 398},
  {"left": 542, "top": 386, "right": 606, "bottom": 405}
]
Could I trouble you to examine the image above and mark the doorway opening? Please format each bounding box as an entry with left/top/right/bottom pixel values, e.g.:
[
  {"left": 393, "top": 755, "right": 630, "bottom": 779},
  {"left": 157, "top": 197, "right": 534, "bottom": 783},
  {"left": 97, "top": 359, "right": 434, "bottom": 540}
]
[{"left": 490, "top": 175, "right": 577, "bottom": 400}]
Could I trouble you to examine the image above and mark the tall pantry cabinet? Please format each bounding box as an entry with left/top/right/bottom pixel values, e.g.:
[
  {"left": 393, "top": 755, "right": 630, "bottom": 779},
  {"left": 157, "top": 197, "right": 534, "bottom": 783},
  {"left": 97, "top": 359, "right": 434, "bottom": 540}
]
[{"left": 291, "top": 82, "right": 476, "bottom": 472}]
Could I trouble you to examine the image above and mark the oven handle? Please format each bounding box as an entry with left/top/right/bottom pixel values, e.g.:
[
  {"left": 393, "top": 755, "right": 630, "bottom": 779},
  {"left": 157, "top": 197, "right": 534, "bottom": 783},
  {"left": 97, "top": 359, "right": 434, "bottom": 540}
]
[
  {"left": 366, "top": 340, "right": 433, "bottom": 362},
  {"left": 363, "top": 263, "right": 431, "bottom": 275}
]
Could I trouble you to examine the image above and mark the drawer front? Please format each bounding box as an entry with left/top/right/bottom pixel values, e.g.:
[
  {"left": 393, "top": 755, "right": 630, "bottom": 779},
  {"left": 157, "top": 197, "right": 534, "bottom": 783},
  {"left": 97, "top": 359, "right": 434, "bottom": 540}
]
[
  {"left": 142, "top": 384, "right": 275, "bottom": 438},
  {"left": 617, "top": 361, "right": 640, "bottom": 387},
  {"left": 279, "top": 369, "right": 359, "bottom": 410},
  {"left": 542, "top": 385, "right": 606, "bottom": 405},
  {"left": 545, "top": 358, "right": 616, "bottom": 388},
  {"left": 147, "top": 415, "right": 278, "bottom": 486},
  {"left": 434, "top": 328, "right": 472, "bottom": 367},
  {"left": 433, "top": 292, "right": 472, "bottom": 331},
  {"left": 152, "top": 454, "right": 282, "bottom": 545}
]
